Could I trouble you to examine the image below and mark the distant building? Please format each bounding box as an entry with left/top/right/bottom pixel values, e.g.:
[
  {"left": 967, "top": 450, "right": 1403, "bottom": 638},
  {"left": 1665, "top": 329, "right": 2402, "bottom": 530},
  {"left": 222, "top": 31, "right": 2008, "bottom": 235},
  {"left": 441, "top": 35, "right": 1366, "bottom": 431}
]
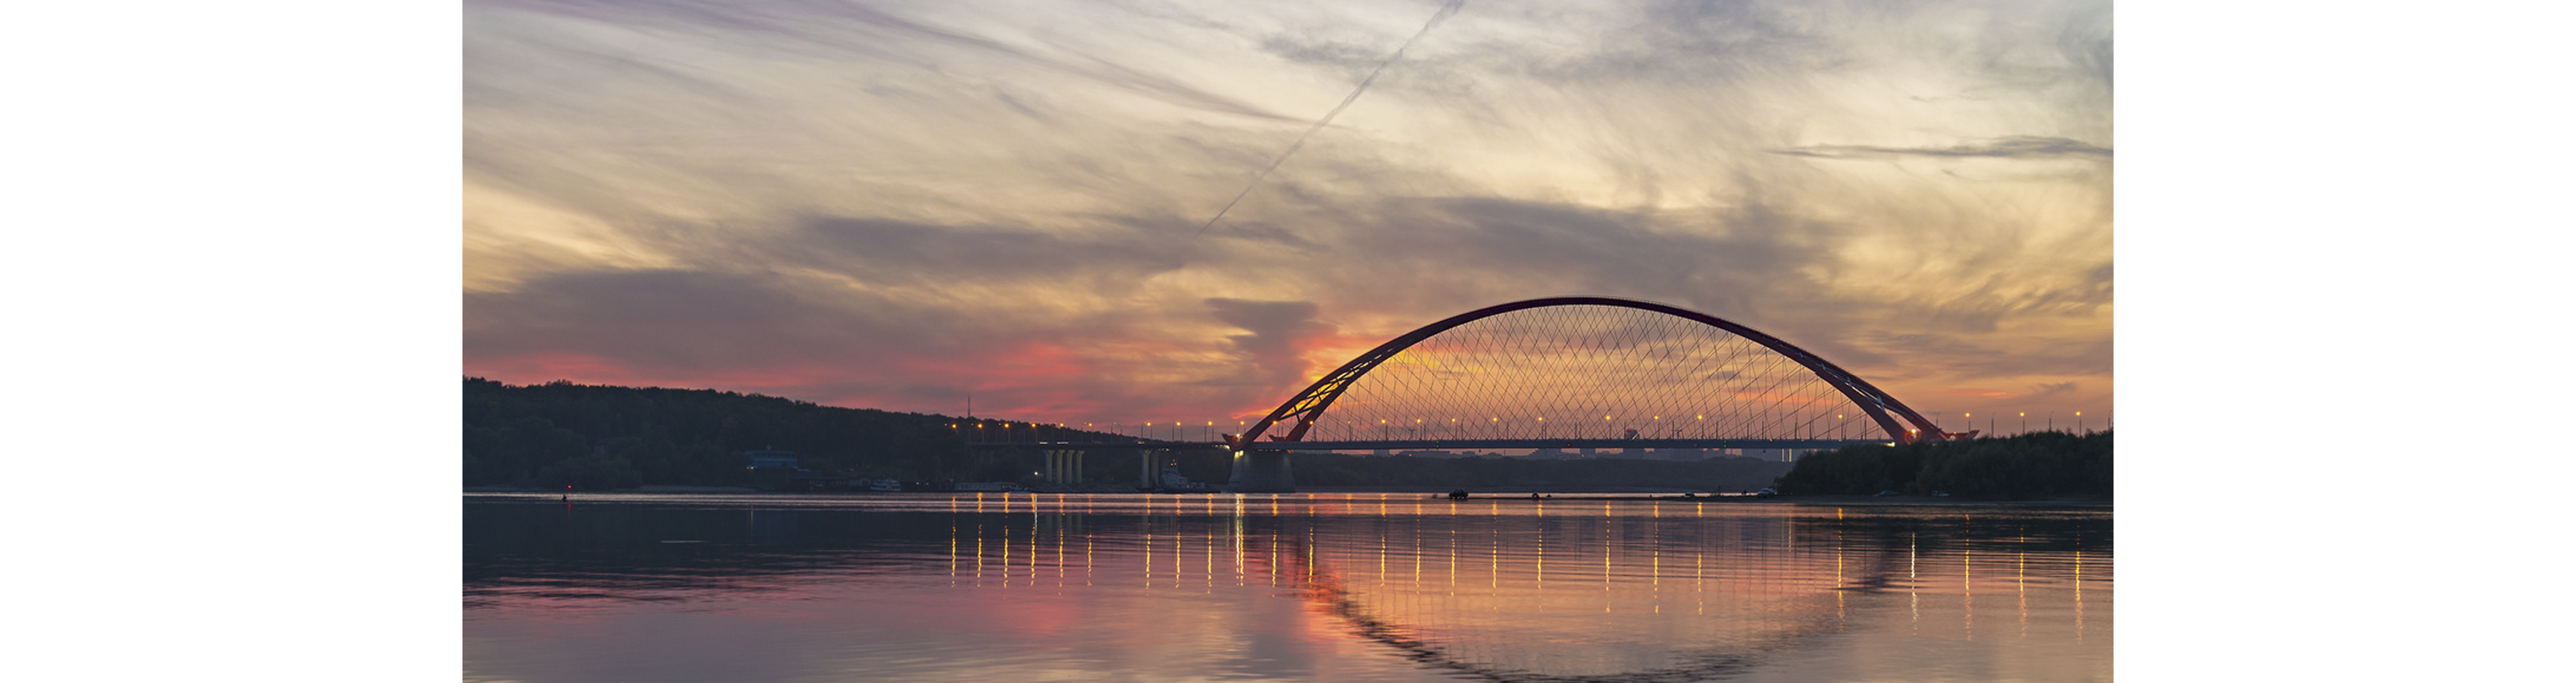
[
  {"left": 746, "top": 450, "right": 799, "bottom": 469},
  {"left": 746, "top": 449, "right": 799, "bottom": 490}
]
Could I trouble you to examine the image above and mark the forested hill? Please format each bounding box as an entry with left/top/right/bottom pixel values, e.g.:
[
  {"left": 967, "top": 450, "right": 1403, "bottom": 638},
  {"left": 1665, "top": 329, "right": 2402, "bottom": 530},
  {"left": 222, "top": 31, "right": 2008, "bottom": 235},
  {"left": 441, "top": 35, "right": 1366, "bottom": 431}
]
[
  {"left": 463, "top": 378, "right": 1793, "bottom": 493},
  {"left": 464, "top": 378, "right": 976, "bottom": 488},
  {"left": 1772, "top": 431, "right": 2112, "bottom": 501}
]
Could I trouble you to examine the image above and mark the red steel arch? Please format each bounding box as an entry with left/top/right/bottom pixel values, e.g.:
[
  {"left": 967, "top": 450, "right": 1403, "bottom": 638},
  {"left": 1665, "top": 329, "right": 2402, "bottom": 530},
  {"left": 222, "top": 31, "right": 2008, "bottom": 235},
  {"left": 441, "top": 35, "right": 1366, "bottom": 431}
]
[{"left": 1225, "top": 296, "right": 1957, "bottom": 449}]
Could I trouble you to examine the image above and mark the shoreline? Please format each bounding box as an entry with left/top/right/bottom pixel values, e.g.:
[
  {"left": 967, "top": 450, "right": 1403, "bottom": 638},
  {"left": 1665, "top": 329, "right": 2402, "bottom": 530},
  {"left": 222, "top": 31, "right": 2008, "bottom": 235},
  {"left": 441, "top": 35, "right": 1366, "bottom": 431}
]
[{"left": 462, "top": 486, "right": 2107, "bottom": 506}]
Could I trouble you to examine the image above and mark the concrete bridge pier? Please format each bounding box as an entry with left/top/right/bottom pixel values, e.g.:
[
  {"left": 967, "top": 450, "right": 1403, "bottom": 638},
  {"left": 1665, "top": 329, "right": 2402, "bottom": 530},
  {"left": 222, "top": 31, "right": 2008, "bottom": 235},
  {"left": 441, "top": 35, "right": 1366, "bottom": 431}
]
[
  {"left": 1226, "top": 449, "right": 1295, "bottom": 493},
  {"left": 1139, "top": 448, "right": 1159, "bottom": 489},
  {"left": 1043, "top": 449, "right": 1082, "bottom": 483}
]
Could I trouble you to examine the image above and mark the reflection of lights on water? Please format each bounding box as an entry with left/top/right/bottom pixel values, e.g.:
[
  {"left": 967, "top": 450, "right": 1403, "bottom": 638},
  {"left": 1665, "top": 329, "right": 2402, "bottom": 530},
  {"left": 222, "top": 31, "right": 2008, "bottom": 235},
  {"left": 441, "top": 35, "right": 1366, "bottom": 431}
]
[
  {"left": 1836, "top": 522, "right": 1846, "bottom": 628},
  {"left": 1963, "top": 528, "right": 1974, "bottom": 640}
]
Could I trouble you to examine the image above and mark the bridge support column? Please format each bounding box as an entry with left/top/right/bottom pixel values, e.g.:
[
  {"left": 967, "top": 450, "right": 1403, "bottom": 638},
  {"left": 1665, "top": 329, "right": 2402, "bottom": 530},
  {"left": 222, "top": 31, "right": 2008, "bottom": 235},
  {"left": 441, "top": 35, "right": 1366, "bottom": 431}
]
[
  {"left": 1226, "top": 450, "right": 1295, "bottom": 493},
  {"left": 1041, "top": 450, "right": 1082, "bottom": 484}
]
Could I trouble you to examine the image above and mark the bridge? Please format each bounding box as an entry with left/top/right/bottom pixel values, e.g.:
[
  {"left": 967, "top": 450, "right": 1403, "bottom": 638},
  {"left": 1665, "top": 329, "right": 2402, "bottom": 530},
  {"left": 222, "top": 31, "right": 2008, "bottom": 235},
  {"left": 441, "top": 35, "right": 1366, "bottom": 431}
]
[{"left": 975, "top": 296, "right": 1963, "bottom": 493}]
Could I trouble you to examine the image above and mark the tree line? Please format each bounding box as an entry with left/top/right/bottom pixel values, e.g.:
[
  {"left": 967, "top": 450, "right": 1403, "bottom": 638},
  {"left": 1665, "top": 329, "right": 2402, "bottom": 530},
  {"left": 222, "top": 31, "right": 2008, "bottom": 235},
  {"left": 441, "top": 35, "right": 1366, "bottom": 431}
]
[
  {"left": 1291, "top": 452, "right": 1792, "bottom": 492},
  {"left": 464, "top": 378, "right": 977, "bottom": 489},
  {"left": 462, "top": 378, "right": 1807, "bottom": 491},
  {"left": 1770, "top": 430, "right": 2112, "bottom": 500}
]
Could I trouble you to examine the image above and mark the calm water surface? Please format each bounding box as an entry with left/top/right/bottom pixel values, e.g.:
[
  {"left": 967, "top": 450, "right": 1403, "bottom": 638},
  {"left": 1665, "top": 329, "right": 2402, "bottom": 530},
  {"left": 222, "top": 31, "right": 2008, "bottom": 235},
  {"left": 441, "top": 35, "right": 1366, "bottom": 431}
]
[{"left": 465, "top": 493, "right": 2110, "bottom": 682}]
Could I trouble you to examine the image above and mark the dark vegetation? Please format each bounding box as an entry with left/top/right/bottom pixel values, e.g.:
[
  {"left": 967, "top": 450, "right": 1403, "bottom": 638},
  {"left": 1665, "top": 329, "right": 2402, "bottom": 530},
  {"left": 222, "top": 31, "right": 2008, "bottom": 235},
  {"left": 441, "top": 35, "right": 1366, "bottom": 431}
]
[
  {"left": 1771, "top": 430, "right": 2112, "bottom": 500},
  {"left": 469, "top": 374, "right": 1916, "bottom": 492},
  {"left": 1291, "top": 452, "right": 1791, "bottom": 493},
  {"left": 465, "top": 378, "right": 973, "bottom": 489}
]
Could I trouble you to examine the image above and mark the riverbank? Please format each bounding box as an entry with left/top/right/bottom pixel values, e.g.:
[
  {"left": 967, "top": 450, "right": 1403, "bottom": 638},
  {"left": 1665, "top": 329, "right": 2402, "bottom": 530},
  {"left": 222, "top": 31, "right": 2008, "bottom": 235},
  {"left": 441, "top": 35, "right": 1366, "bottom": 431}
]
[
  {"left": 461, "top": 486, "right": 2106, "bottom": 506},
  {"left": 464, "top": 484, "right": 759, "bottom": 493},
  {"left": 1360, "top": 492, "right": 2108, "bottom": 506}
]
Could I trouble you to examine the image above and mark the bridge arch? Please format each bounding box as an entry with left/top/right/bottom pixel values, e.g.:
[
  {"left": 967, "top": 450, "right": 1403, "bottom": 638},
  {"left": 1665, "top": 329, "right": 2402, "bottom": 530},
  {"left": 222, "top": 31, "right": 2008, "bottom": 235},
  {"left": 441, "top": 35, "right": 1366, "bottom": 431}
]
[{"left": 1226, "top": 296, "right": 1954, "bottom": 457}]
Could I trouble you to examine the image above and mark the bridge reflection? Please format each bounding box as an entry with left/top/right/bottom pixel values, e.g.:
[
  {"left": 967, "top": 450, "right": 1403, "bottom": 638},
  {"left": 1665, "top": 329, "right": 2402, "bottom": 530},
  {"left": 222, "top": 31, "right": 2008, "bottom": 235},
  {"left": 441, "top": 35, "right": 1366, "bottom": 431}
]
[
  {"left": 948, "top": 494, "right": 2107, "bottom": 682},
  {"left": 466, "top": 493, "right": 2105, "bottom": 680}
]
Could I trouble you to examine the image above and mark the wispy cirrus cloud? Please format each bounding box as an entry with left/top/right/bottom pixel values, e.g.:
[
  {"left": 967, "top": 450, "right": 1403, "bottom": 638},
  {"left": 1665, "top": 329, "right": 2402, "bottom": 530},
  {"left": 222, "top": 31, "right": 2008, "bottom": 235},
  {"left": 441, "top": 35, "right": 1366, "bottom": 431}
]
[{"left": 1770, "top": 136, "right": 2111, "bottom": 160}]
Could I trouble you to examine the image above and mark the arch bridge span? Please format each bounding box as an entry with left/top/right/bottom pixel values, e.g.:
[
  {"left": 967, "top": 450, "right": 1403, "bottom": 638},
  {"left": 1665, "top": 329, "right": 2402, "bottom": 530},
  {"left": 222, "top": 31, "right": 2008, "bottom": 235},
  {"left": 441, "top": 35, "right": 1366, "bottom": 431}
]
[{"left": 1224, "top": 296, "right": 1963, "bottom": 492}]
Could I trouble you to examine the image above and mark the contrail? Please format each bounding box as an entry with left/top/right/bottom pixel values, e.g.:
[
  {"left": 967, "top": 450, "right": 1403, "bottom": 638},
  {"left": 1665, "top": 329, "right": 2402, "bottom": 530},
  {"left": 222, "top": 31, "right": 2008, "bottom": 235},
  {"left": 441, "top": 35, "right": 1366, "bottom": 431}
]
[{"left": 1194, "top": 0, "right": 1468, "bottom": 237}]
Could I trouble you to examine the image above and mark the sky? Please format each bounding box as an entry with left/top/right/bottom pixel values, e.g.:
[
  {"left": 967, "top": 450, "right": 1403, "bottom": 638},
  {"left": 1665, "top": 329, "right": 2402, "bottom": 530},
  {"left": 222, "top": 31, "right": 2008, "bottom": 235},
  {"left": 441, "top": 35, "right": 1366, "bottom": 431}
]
[{"left": 462, "top": 0, "right": 2114, "bottom": 432}]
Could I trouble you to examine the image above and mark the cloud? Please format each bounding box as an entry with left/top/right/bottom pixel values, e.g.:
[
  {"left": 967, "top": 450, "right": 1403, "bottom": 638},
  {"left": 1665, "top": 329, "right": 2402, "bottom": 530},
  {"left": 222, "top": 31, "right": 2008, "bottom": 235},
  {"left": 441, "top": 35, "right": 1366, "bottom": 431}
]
[
  {"left": 1771, "top": 136, "right": 2112, "bottom": 160},
  {"left": 462, "top": 0, "right": 2117, "bottom": 424},
  {"left": 462, "top": 266, "right": 1204, "bottom": 418},
  {"left": 1206, "top": 298, "right": 1338, "bottom": 391},
  {"left": 476, "top": 0, "right": 1309, "bottom": 124}
]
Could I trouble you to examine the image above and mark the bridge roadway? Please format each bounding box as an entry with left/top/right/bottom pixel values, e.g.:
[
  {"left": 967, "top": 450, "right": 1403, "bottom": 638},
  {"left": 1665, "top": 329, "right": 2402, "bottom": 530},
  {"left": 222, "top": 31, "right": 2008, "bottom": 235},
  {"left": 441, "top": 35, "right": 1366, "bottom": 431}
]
[{"left": 966, "top": 438, "right": 1891, "bottom": 452}]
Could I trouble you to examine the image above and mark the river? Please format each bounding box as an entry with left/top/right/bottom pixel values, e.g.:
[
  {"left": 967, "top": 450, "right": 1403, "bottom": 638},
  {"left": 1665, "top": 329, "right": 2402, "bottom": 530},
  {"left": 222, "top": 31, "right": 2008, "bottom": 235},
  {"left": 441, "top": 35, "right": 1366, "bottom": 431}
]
[{"left": 465, "top": 492, "right": 2110, "bottom": 682}]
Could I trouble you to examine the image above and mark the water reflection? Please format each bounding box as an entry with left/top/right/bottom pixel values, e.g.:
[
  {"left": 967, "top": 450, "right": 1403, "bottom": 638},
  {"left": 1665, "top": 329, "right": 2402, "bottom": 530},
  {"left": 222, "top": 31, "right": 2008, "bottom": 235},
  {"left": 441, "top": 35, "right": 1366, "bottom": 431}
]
[{"left": 466, "top": 494, "right": 2110, "bottom": 683}]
